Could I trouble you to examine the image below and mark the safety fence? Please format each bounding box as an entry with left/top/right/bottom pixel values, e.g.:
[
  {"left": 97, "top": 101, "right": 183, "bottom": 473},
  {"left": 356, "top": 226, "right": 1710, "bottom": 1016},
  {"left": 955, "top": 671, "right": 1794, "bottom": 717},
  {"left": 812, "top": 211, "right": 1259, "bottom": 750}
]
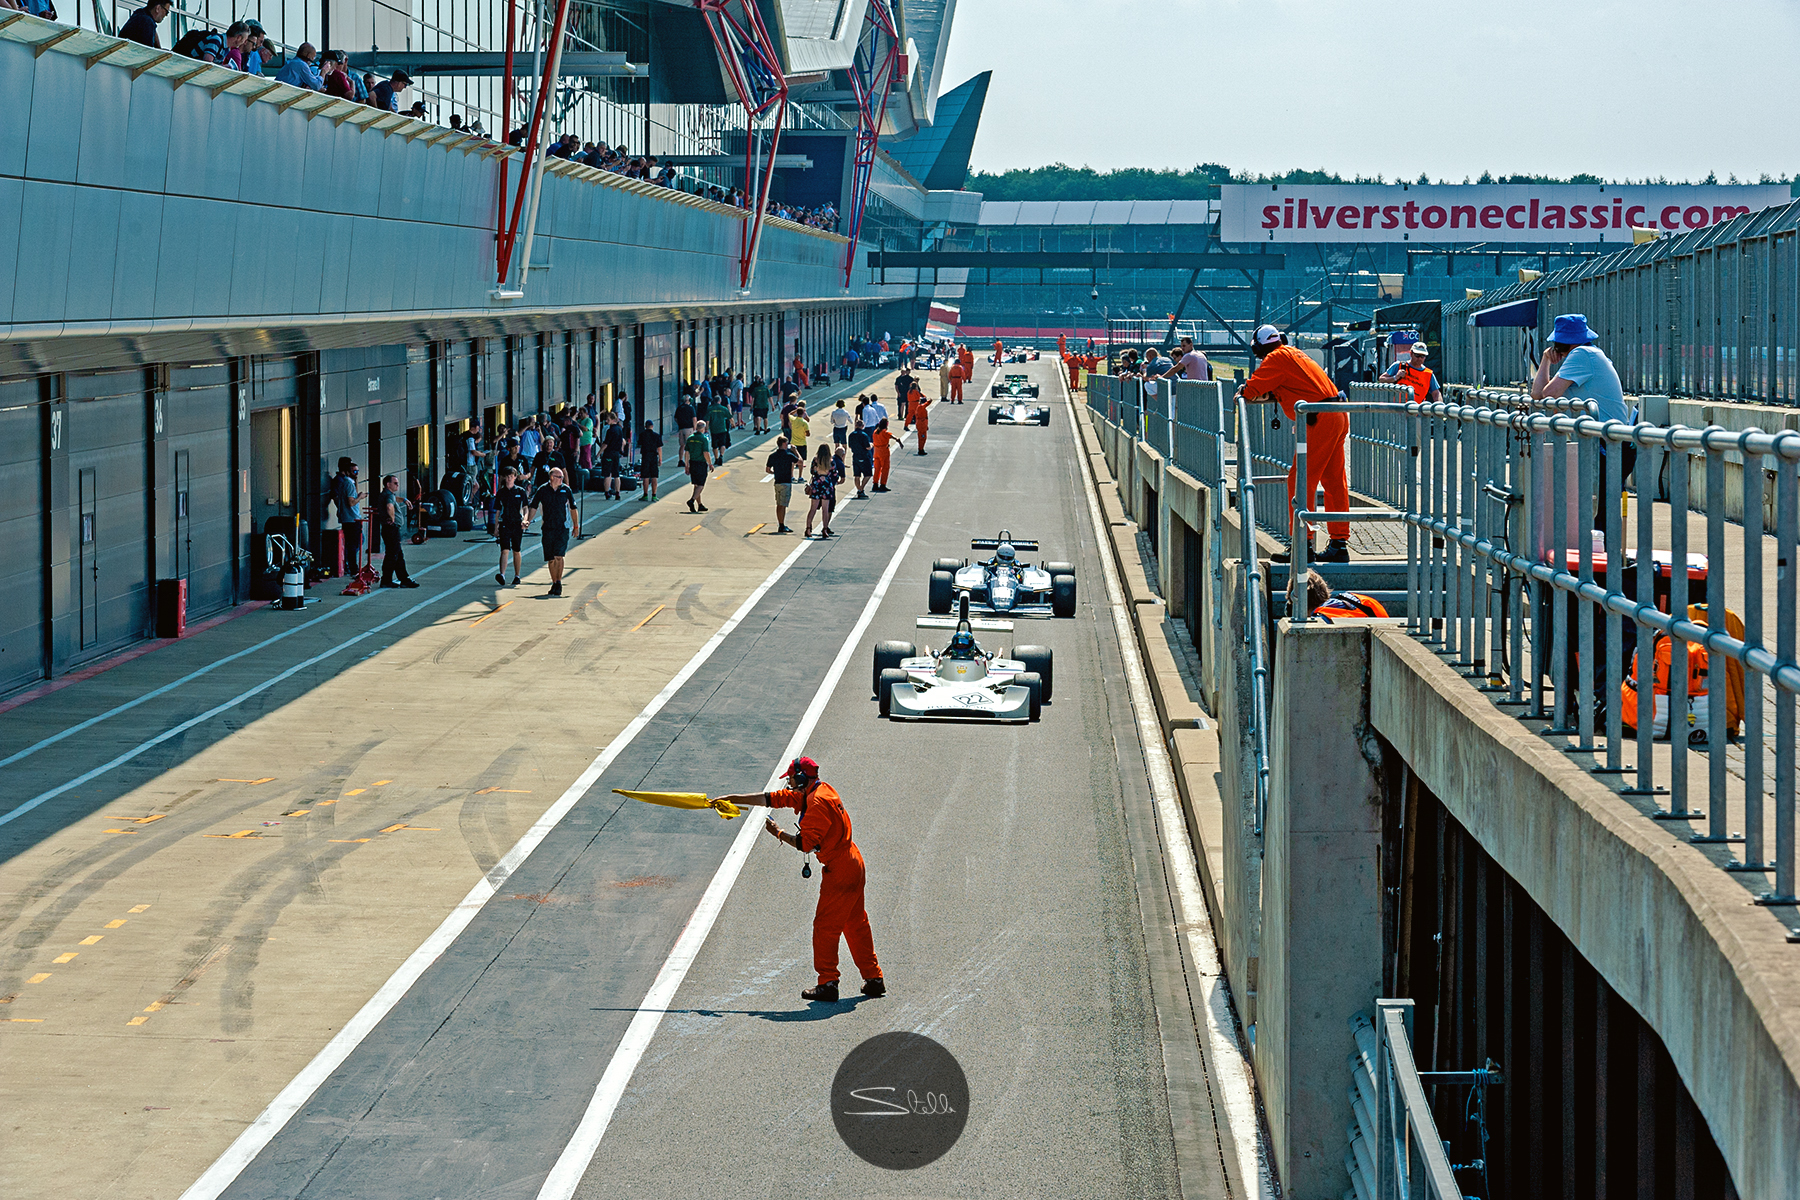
[
  {"left": 1438, "top": 197, "right": 1800, "bottom": 401},
  {"left": 1278, "top": 387, "right": 1800, "bottom": 913},
  {"left": 1348, "top": 1002, "right": 1478, "bottom": 1200}
]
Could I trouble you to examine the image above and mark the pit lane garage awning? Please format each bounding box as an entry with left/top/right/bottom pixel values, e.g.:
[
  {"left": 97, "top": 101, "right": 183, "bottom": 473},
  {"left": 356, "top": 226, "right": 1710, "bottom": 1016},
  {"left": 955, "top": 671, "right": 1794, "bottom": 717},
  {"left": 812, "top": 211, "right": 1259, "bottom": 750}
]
[
  {"left": 1469, "top": 297, "right": 1541, "bottom": 328},
  {"left": 1372, "top": 300, "right": 1442, "bottom": 348}
]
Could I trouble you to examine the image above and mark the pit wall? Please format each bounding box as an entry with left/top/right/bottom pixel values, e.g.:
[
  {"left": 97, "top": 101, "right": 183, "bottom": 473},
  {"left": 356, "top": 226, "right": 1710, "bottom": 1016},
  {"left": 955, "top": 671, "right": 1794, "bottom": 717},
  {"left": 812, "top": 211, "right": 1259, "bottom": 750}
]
[{"left": 1077, "top": 396, "right": 1800, "bottom": 1199}]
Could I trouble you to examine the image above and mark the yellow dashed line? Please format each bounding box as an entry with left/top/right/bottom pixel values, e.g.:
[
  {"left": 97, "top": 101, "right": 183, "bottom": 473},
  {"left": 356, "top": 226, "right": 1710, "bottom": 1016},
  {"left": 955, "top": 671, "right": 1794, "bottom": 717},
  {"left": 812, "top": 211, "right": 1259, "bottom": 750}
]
[
  {"left": 53, "top": 954, "right": 76, "bottom": 964},
  {"left": 104, "top": 920, "right": 126, "bottom": 929},
  {"left": 103, "top": 829, "right": 140, "bottom": 835},
  {"left": 216, "top": 778, "right": 273, "bottom": 784},
  {"left": 281, "top": 809, "right": 310, "bottom": 817},
  {"left": 203, "top": 830, "right": 263, "bottom": 839},
  {"left": 631, "top": 604, "right": 665, "bottom": 631},
  {"left": 128, "top": 905, "right": 150, "bottom": 913},
  {"left": 8, "top": 1019, "right": 43, "bottom": 1023},
  {"left": 745, "top": 523, "right": 766, "bottom": 536},
  {"left": 624, "top": 520, "right": 649, "bottom": 535},
  {"left": 472, "top": 601, "right": 512, "bottom": 625},
  {"left": 373, "top": 780, "right": 392, "bottom": 786},
  {"left": 686, "top": 524, "right": 703, "bottom": 534},
  {"left": 79, "top": 936, "right": 102, "bottom": 946},
  {"left": 143, "top": 1001, "right": 166, "bottom": 1013},
  {"left": 474, "top": 788, "right": 532, "bottom": 795},
  {"left": 126, "top": 1016, "right": 149, "bottom": 1026},
  {"left": 27, "top": 974, "right": 50, "bottom": 984},
  {"left": 108, "top": 815, "right": 164, "bottom": 825},
  {"left": 328, "top": 839, "right": 371, "bottom": 844},
  {"left": 343, "top": 789, "right": 366, "bottom": 796}
]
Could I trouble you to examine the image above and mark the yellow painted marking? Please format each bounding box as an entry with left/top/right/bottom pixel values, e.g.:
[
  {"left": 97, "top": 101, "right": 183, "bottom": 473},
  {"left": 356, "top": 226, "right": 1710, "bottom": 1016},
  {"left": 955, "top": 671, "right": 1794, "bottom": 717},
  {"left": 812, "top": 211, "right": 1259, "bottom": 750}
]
[
  {"left": 80, "top": 936, "right": 103, "bottom": 945},
  {"left": 281, "top": 809, "right": 310, "bottom": 817},
  {"left": 126, "top": 1016, "right": 149, "bottom": 1026},
  {"left": 713, "top": 468, "right": 730, "bottom": 480},
  {"left": 105, "top": 919, "right": 127, "bottom": 929},
  {"left": 53, "top": 954, "right": 76, "bottom": 964},
  {"left": 624, "top": 520, "right": 649, "bottom": 535},
  {"left": 376, "top": 823, "right": 442, "bottom": 834},
  {"left": 103, "top": 829, "right": 140, "bottom": 835},
  {"left": 745, "top": 523, "right": 766, "bottom": 536},
  {"left": 631, "top": 604, "right": 665, "bottom": 632},
  {"left": 374, "top": 780, "right": 392, "bottom": 786},
  {"left": 108, "top": 814, "right": 165, "bottom": 825},
  {"left": 343, "top": 788, "right": 366, "bottom": 796},
  {"left": 8, "top": 1019, "right": 44, "bottom": 1023},
  {"left": 143, "top": 1001, "right": 166, "bottom": 1013},
  {"left": 203, "top": 830, "right": 262, "bottom": 839},
  {"left": 328, "top": 839, "right": 371, "bottom": 844},
  {"left": 316, "top": 799, "right": 339, "bottom": 806},
  {"left": 474, "top": 788, "right": 531, "bottom": 795},
  {"left": 216, "top": 778, "right": 274, "bottom": 784},
  {"left": 128, "top": 905, "right": 150, "bottom": 913},
  {"left": 686, "top": 523, "right": 703, "bottom": 534},
  {"left": 27, "top": 974, "right": 50, "bottom": 984},
  {"left": 472, "top": 601, "right": 513, "bottom": 625},
  {"left": 378, "top": 823, "right": 409, "bottom": 834}
]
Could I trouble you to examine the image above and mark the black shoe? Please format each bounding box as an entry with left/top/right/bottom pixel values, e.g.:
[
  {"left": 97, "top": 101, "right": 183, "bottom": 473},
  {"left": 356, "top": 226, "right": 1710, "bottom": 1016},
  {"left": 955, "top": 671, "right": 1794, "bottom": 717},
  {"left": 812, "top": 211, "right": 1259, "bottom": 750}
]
[
  {"left": 916, "top": 450, "right": 927, "bottom": 456},
  {"left": 860, "top": 977, "right": 886, "bottom": 998},
  {"left": 550, "top": 582, "right": 563, "bottom": 597},
  {"left": 401, "top": 579, "right": 420, "bottom": 589},
  {"left": 510, "top": 576, "right": 521, "bottom": 587},
  {"left": 778, "top": 525, "right": 792, "bottom": 533},
  {"left": 855, "top": 491, "right": 868, "bottom": 499},
  {"left": 1318, "top": 540, "right": 1351, "bottom": 563},
  {"left": 801, "top": 983, "right": 840, "bottom": 1003},
  {"left": 495, "top": 572, "right": 506, "bottom": 586},
  {"left": 697, "top": 504, "right": 709, "bottom": 512}
]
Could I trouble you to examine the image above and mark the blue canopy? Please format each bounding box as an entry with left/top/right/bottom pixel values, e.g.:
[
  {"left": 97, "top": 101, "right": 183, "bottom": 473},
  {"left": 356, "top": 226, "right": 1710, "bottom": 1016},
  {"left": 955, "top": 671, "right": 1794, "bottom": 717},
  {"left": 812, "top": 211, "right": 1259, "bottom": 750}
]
[{"left": 1470, "top": 297, "right": 1540, "bottom": 328}]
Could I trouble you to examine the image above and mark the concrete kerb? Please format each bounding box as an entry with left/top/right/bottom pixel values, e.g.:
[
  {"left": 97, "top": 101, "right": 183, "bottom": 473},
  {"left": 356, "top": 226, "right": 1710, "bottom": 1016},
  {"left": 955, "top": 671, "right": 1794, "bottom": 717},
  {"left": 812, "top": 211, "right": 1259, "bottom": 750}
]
[{"left": 1369, "top": 629, "right": 1800, "bottom": 1200}]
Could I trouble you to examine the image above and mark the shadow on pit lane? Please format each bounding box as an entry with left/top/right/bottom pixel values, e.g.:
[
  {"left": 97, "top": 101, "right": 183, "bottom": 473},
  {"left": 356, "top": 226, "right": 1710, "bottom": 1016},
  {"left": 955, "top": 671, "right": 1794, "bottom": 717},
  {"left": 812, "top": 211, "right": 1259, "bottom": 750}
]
[{"left": 590, "top": 1001, "right": 879, "bottom": 1022}]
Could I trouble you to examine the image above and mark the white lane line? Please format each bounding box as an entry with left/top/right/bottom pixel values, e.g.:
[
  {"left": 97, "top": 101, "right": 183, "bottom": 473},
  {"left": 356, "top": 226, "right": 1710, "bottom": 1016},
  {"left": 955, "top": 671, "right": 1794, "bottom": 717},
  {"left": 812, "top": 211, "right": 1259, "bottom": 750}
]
[
  {"left": 0, "top": 480, "right": 736, "bottom": 826},
  {"left": 177, "top": 531, "right": 821, "bottom": 1200},
  {"left": 534, "top": 398, "right": 989, "bottom": 1200},
  {"left": 0, "top": 539, "right": 489, "bottom": 772},
  {"left": 1060, "top": 372, "right": 1277, "bottom": 1199}
]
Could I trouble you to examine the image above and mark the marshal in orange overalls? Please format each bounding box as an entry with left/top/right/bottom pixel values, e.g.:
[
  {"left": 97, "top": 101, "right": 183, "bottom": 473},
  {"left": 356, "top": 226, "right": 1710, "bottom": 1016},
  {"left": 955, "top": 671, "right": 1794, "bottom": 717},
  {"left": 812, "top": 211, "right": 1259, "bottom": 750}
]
[
  {"left": 910, "top": 387, "right": 930, "bottom": 452},
  {"left": 1240, "top": 345, "right": 1350, "bottom": 543},
  {"left": 872, "top": 425, "right": 901, "bottom": 487},
  {"left": 948, "top": 360, "right": 965, "bottom": 402},
  {"left": 765, "top": 779, "right": 881, "bottom": 989}
]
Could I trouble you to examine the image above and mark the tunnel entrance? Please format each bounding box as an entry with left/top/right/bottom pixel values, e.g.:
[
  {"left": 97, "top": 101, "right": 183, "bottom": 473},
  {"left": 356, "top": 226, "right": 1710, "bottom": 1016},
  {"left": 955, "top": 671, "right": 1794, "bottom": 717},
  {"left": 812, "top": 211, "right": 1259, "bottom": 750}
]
[{"left": 1385, "top": 763, "right": 1739, "bottom": 1200}]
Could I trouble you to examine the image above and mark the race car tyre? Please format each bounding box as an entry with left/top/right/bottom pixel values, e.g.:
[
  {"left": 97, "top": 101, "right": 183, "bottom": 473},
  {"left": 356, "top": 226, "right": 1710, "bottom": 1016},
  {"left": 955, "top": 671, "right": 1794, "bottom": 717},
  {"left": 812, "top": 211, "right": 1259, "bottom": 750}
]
[
  {"left": 1045, "top": 561, "right": 1075, "bottom": 577},
  {"left": 1016, "top": 672, "right": 1043, "bottom": 721},
  {"left": 987, "top": 409, "right": 998, "bottom": 425},
  {"left": 928, "top": 570, "right": 955, "bottom": 614},
  {"left": 878, "top": 668, "right": 909, "bottom": 718},
  {"left": 1052, "top": 573, "right": 1077, "bottom": 618},
  {"left": 1013, "top": 645, "right": 1054, "bottom": 703},
  {"left": 872, "top": 641, "right": 916, "bottom": 695},
  {"left": 932, "top": 557, "right": 966, "bottom": 574},
  {"left": 1039, "top": 411, "right": 1052, "bottom": 426}
]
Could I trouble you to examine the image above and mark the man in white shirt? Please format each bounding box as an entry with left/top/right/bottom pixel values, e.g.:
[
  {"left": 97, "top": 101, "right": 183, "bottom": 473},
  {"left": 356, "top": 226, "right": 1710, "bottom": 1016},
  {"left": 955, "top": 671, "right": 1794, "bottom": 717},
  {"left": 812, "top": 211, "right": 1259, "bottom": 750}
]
[{"left": 862, "top": 396, "right": 888, "bottom": 432}]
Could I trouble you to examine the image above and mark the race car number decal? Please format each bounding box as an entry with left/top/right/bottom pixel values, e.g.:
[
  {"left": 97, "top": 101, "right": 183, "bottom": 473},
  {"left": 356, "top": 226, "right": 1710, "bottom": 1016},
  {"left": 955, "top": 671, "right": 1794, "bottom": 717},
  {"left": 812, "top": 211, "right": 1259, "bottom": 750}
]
[{"left": 952, "top": 693, "right": 998, "bottom": 707}]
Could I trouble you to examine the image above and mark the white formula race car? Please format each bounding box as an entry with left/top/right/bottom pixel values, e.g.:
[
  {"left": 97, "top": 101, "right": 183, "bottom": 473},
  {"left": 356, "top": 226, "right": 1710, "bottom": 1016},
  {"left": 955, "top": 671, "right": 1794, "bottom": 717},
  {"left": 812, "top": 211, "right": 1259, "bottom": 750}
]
[
  {"left": 870, "top": 598, "right": 1053, "bottom": 722},
  {"left": 990, "top": 395, "right": 1050, "bottom": 426},
  {"left": 928, "top": 533, "right": 1077, "bottom": 617}
]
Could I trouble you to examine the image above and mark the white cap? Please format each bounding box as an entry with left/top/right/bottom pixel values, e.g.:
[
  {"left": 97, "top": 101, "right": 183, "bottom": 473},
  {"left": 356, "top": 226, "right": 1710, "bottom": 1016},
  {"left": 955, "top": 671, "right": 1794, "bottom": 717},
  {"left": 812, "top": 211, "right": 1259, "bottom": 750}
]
[
  {"left": 1409, "top": 341, "right": 1429, "bottom": 356},
  {"left": 1254, "top": 324, "right": 1283, "bottom": 346}
]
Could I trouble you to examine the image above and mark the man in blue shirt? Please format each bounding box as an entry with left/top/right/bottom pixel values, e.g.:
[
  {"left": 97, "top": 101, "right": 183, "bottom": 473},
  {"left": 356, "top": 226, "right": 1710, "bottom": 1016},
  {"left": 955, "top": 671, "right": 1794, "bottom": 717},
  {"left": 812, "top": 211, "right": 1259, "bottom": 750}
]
[
  {"left": 275, "top": 42, "right": 323, "bottom": 90},
  {"left": 1533, "top": 312, "right": 1636, "bottom": 528},
  {"left": 370, "top": 69, "right": 412, "bottom": 113},
  {"left": 120, "top": 0, "right": 170, "bottom": 47}
]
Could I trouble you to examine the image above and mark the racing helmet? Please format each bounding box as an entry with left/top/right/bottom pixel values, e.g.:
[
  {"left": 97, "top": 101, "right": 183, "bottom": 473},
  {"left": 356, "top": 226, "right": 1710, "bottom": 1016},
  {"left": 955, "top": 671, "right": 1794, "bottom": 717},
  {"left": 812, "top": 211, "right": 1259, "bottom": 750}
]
[
  {"left": 996, "top": 542, "right": 1017, "bottom": 564},
  {"left": 946, "top": 628, "right": 979, "bottom": 658}
]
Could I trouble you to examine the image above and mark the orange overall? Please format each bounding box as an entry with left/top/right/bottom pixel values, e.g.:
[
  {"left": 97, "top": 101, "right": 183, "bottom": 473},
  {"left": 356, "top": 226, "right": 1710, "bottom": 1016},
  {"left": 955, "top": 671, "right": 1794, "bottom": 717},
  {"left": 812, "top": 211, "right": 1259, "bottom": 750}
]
[
  {"left": 767, "top": 781, "right": 880, "bottom": 987},
  {"left": 948, "top": 361, "right": 965, "bottom": 401},
  {"left": 910, "top": 389, "right": 930, "bottom": 451},
  {"left": 872, "top": 429, "right": 900, "bottom": 486},
  {"left": 1241, "top": 345, "right": 1350, "bottom": 542},
  {"left": 992, "top": 338, "right": 1004, "bottom": 362}
]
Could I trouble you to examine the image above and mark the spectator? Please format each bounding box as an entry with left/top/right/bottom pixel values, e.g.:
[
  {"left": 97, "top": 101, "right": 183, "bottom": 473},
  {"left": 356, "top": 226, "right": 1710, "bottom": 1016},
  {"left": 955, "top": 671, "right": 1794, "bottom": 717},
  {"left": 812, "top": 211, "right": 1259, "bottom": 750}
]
[
  {"left": 765, "top": 435, "right": 802, "bottom": 533},
  {"left": 275, "top": 42, "right": 323, "bottom": 90},
  {"left": 830, "top": 397, "right": 851, "bottom": 449},
  {"left": 330, "top": 457, "right": 364, "bottom": 573},
  {"left": 673, "top": 396, "right": 696, "bottom": 462},
  {"left": 684, "top": 421, "right": 712, "bottom": 513},
  {"left": 638, "top": 420, "right": 662, "bottom": 501},
  {"left": 894, "top": 365, "right": 915, "bottom": 428},
  {"left": 376, "top": 474, "right": 418, "bottom": 588},
  {"left": 1167, "top": 334, "right": 1212, "bottom": 382},
  {"left": 598, "top": 412, "right": 624, "bottom": 500},
  {"left": 803, "top": 445, "right": 835, "bottom": 539},
  {"left": 518, "top": 416, "right": 541, "bottom": 463},
  {"left": 449, "top": 113, "right": 465, "bottom": 132},
  {"left": 357, "top": 71, "right": 376, "bottom": 103},
  {"left": 862, "top": 391, "right": 888, "bottom": 435},
  {"left": 493, "top": 464, "right": 527, "bottom": 587},
  {"left": 321, "top": 52, "right": 355, "bottom": 99},
  {"left": 406, "top": 100, "right": 428, "bottom": 120},
  {"left": 787, "top": 400, "right": 809, "bottom": 463},
  {"left": 841, "top": 346, "right": 858, "bottom": 381},
  {"left": 526, "top": 466, "right": 579, "bottom": 598},
  {"left": 576, "top": 404, "right": 595, "bottom": 470},
  {"left": 370, "top": 69, "right": 411, "bottom": 112},
  {"left": 233, "top": 21, "right": 273, "bottom": 74},
  {"left": 749, "top": 375, "right": 771, "bottom": 433},
  {"left": 120, "top": 0, "right": 170, "bottom": 48},
  {"left": 730, "top": 371, "right": 746, "bottom": 428},
  {"left": 848, "top": 417, "right": 873, "bottom": 499},
  {"left": 190, "top": 22, "right": 244, "bottom": 66}
]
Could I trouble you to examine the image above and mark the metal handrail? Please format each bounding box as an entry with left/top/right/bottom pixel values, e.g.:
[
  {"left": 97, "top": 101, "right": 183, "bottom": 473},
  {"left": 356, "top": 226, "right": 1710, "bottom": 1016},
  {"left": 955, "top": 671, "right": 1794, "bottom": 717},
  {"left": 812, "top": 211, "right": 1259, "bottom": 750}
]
[{"left": 1348, "top": 1000, "right": 1464, "bottom": 1200}]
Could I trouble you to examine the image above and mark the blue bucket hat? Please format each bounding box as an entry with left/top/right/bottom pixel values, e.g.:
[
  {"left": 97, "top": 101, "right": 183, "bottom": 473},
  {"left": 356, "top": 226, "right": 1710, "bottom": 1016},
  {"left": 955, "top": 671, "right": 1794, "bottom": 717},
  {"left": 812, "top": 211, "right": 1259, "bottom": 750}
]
[{"left": 1550, "top": 313, "right": 1599, "bottom": 346}]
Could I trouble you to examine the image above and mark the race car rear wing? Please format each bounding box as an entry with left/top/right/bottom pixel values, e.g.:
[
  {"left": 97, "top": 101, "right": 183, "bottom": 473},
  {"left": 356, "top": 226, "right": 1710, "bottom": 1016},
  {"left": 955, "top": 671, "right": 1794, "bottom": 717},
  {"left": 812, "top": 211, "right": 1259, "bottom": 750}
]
[
  {"left": 970, "top": 538, "right": 1040, "bottom": 552},
  {"left": 916, "top": 616, "right": 1014, "bottom": 631}
]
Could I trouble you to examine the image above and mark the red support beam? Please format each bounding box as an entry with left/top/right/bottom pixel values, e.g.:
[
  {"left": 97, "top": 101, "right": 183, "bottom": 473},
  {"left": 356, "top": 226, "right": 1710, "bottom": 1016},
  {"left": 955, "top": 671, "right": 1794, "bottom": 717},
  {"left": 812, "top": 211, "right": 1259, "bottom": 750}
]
[{"left": 695, "top": 0, "right": 789, "bottom": 290}]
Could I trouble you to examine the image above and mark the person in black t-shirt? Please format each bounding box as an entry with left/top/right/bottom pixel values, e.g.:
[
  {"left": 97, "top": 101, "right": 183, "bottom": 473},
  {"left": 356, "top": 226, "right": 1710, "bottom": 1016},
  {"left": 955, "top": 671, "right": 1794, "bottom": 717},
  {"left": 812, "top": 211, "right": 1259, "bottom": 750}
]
[
  {"left": 847, "top": 419, "right": 873, "bottom": 499},
  {"left": 599, "top": 413, "right": 625, "bottom": 499},
  {"left": 674, "top": 398, "right": 697, "bottom": 460},
  {"left": 639, "top": 421, "right": 663, "bottom": 500},
  {"left": 494, "top": 465, "right": 529, "bottom": 587},
  {"left": 377, "top": 475, "right": 418, "bottom": 588},
  {"left": 765, "top": 435, "right": 803, "bottom": 534},
  {"left": 527, "top": 467, "right": 581, "bottom": 598}
]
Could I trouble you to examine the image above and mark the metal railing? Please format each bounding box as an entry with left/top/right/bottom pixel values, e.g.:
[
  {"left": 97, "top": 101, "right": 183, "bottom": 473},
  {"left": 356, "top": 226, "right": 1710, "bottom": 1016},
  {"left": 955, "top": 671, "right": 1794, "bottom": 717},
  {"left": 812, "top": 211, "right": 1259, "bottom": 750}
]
[{"left": 1348, "top": 1001, "right": 1465, "bottom": 1200}]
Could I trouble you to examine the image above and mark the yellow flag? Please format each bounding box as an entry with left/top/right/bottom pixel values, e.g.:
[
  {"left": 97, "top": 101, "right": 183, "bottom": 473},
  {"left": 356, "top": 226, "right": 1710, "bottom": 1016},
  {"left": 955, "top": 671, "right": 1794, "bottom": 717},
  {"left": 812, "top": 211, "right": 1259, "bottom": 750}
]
[{"left": 612, "top": 789, "right": 741, "bottom": 819}]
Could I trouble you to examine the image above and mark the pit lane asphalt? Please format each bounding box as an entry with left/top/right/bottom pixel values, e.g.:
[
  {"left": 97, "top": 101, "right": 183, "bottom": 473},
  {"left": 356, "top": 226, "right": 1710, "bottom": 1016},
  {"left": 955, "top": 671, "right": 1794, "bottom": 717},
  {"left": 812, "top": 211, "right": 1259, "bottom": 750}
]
[{"left": 215, "top": 358, "right": 1204, "bottom": 1200}]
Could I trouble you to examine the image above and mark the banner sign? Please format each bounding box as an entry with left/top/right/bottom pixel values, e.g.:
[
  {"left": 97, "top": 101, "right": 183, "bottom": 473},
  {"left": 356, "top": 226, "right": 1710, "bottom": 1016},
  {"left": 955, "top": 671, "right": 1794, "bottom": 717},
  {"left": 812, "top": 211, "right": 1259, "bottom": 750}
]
[{"left": 1220, "top": 184, "right": 1790, "bottom": 244}]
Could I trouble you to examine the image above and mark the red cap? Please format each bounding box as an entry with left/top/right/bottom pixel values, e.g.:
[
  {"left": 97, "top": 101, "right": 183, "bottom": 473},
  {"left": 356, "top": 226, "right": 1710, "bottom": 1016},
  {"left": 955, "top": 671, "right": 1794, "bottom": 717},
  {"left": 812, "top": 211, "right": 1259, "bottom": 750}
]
[{"left": 786, "top": 756, "right": 820, "bottom": 782}]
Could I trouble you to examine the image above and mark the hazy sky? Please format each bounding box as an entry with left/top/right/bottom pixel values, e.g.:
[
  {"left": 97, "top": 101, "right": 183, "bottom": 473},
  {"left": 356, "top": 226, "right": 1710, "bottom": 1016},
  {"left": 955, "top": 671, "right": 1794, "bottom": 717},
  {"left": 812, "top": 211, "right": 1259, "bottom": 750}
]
[{"left": 936, "top": 0, "right": 1800, "bottom": 182}]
